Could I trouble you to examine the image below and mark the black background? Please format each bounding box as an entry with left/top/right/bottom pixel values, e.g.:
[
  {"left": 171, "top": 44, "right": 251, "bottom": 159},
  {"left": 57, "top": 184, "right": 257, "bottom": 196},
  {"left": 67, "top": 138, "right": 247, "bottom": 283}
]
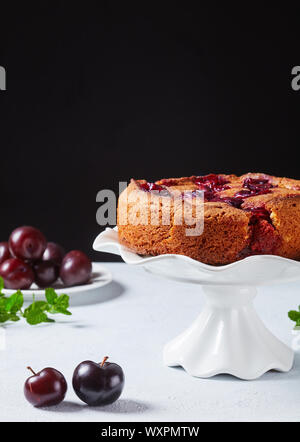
[{"left": 0, "top": 3, "right": 299, "bottom": 261}]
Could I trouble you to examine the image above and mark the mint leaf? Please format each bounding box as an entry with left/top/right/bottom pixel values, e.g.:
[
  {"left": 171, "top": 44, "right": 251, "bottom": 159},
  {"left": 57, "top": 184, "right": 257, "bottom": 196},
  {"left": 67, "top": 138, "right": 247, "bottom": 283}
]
[
  {"left": 0, "top": 311, "right": 10, "bottom": 323},
  {"left": 5, "top": 291, "right": 23, "bottom": 313},
  {"left": 0, "top": 282, "right": 71, "bottom": 325},
  {"left": 45, "top": 290, "right": 71, "bottom": 316},
  {"left": 25, "top": 310, "right": 54, "bottom": 325},
  {"left": 24, "top": 301, "right": 54, "bottom": 325},
  {"left": 0, "top": 298, "right": 5, "bottom": 309},
  {"left": 56, "top": 294, "right": 69, "bottom": 308},
  {"left": 53, "top": 294, "right": 71, "bottom": 314},
  {"left": 288, "top": 310, "right": 300, "bottom": 322},
  {"left": 0, "top": 297, "right": 9, "bottom": 323},
  {"left": 0, "top": 276, "right": 4, "bottom": 293},
  {"left": 45, "top": 287, "right": 58, "bottom": 305},
  {"left": 23, "top": 301, "right": 48, "bottom": 317},
  {"left": 9, "top": 314, "right": 20, "bottom": 322}
]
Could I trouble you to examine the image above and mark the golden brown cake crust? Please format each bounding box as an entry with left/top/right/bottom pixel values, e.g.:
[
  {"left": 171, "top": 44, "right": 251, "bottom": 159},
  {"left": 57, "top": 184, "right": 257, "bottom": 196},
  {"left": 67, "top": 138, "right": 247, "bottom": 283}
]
[{"left": 117, "top": 173, "right": 300, "bottom": 265}]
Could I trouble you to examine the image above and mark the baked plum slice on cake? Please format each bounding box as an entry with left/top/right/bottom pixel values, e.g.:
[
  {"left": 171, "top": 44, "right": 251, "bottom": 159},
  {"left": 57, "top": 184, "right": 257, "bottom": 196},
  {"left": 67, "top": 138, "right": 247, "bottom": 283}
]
[{"left": 117, "top": 173, "right": 300, "bottom": 265}]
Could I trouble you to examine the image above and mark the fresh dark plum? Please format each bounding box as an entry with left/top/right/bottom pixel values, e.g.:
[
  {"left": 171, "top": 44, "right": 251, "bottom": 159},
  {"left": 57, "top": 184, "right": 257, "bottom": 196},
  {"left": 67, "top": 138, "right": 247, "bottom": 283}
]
[
  {"left": 24, "top": 367, "right": 67, "bottom": 407},
  {"left": 60, "top": 250, "right": 92, "bottom": 286},
  {"left": 9, "top": 226, "right": 47, "bottom": 260},
  {"left": 72, "top": 357, "right": 124, "bottom": 406},
  {"left": 42, "top": 242, "right": 65, "bottom": 266},
  {"left": 0, "top": 242, "right": 11, "bottom": 264},
  {"left": 0, "top": 258, "right": 34, "bottom": 289},
  {"left": 33, "top": 261, "right": 59, "bottom": 288}
]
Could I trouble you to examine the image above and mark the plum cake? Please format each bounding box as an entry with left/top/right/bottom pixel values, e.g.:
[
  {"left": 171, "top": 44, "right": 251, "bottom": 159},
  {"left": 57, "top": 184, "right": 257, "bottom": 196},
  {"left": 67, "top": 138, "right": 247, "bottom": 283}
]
[{"left": 117, "top": 173, "right": 300, "bottom": 265}]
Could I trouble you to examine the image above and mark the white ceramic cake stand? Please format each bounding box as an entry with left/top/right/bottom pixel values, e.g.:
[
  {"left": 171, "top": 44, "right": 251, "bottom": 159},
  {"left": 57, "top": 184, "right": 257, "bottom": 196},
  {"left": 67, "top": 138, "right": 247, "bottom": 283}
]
[{"left": 93, "top": 227, "right": 299, "bottom": 380}]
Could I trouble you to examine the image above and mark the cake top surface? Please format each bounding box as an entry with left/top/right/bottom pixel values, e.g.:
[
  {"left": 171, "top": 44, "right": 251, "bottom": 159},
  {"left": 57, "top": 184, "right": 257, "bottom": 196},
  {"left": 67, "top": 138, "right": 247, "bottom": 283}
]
[{"left": 131, "top": 173, "right": 300, "bottom": 211}]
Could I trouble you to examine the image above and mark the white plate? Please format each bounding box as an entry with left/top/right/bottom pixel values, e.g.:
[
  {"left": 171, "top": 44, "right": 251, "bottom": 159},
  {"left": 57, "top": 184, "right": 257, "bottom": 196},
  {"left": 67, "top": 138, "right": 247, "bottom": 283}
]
[
  {"left": 93, "top": 227, "right": 300, "bottom": 286},
  {"left": 1, "top": 263, "right": 112, "bottom": 301}
]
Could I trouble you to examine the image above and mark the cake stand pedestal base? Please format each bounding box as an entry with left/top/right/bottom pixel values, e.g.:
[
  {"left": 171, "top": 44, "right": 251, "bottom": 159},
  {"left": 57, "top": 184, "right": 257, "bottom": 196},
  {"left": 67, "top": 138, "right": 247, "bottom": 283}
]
[
  {"left": 163, "top": 285, "right": 294, "bottom": 380},
  {"left": 93, "top": 227, "right": 298, "bottom": 380}
]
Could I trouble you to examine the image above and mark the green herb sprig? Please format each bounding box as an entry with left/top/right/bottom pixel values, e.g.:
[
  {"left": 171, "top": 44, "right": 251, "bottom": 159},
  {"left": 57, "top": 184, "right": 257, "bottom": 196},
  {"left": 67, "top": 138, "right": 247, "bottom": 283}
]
[
  {"left": 288, "top": 306, "right": 300, "bottom": 329},
  {"left": 0, "top": 277, "right": 71, "bottom": 325}
]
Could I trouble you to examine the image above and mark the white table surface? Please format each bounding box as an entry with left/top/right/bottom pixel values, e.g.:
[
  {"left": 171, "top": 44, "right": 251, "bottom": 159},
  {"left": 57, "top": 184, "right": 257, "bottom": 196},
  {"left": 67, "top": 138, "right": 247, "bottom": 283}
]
[{"left": 0, "top": 262, "right": 299, "bottom": 422}]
